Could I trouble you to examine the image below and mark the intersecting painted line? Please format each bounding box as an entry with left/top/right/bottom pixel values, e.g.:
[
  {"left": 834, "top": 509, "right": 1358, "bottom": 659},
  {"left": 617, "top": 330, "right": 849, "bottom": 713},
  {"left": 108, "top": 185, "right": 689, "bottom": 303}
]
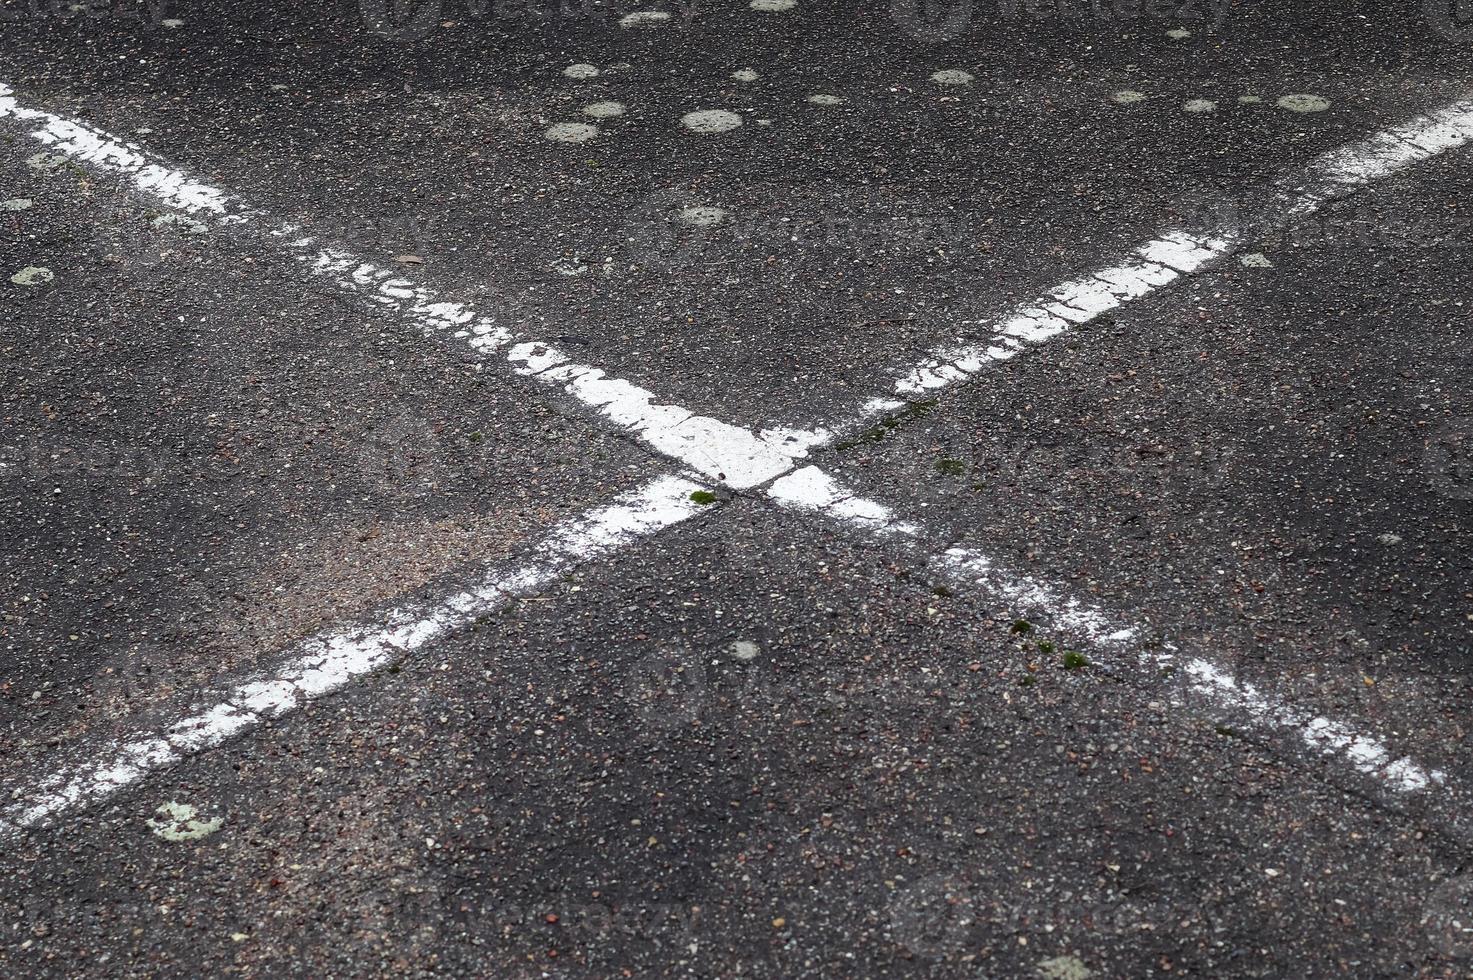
[
  {"left": 0, "top": 82, "right": 824, "bottom": 491},
  {"left": 787, "top": 96, "right": 1473, "bottom": 436},
  {"left": 0, "top": 82, "right": 1464, "bottom": 834},
  {"left": 0, "top": 475, "right": 709, "bottom": 841},
  {"left": 765, "top": 468, "right": 1443, "bottom": 795}
]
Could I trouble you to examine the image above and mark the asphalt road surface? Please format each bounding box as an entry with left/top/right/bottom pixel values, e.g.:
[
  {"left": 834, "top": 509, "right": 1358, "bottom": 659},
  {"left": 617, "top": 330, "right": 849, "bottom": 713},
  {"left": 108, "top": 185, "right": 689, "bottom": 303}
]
[{"left": 1, "top": 1, "right": 1472, "bottom": 976}]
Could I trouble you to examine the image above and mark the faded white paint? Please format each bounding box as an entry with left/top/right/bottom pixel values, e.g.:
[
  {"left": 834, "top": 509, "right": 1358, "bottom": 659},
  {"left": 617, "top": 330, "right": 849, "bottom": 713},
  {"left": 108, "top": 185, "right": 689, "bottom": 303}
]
[
  {"left": 0, "top": 80, "right": 1467, "bottom": 840},
  {"left": 0, "top": 476, "right": 709, "bottom": 839}
]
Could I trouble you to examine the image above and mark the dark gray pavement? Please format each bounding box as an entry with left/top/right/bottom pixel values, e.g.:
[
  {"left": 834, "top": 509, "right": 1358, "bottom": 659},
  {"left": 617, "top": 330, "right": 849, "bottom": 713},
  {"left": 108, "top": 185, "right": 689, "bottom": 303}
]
[{"left": 2, "top": 1, "right": 1472, "bottom": 977}]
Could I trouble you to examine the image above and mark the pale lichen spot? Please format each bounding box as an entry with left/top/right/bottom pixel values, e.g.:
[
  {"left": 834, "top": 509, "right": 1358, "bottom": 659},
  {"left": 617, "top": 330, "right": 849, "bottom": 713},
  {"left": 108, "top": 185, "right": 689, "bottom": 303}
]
[
  {"left": 620, "top": 10, "right": 672, "bottom": 26},
  {"left": 806, "top": 93, "right": 844, "bottom": 106},
  {"left": 583, "top": 100, "right": 627, "bottom": 119},
  {"left": 1240, "top": 252, "right": 1274, "bottom": 268},
  {"left": 10, "top": 266, "right": 54, "bottom": 286},
  {"left": 1110, "top": 90, "right": 1146, "bottom": 104},
  {"left": 161, "top": 18, "right": 184, "bottom": 28},
  {"left": 1, "top": 198, "right": 33, "bottom": 211},
  {"left": 677, "top": 205, "right": 729, "bottom": 228},
  {"left": 732, "top": 68, "right": 760, "bottom": 82},
  {"left": 750, "top": 0, "right": 797, "bottom": 10},
  {"left": 563, "top": 63, "right": 600, "bottom": 79},
  {"left": 729, "top": 640, "right": 760, "bottom": 661},
  {"left": 1183, "top": 98, "right": 1216, "bottom": 113},
  {"left": 1237, "top": 94, "right": 1263, "bottom": 104},
  {"left": 151, "top": 213, "right": 209, "bottom": 234},
  {"left": 931, "top": 69, "right": 974, "bottom": 86},
  {"left": 551, "top": 258, "right": 589, "bottom": 276},
  {"left": 681, "top": 109, "right": 743, "bottom": 133},
  {"left": 1037, "top": 955, "right": 1093, "bottom": 980},
  {"left": 543, "top": 121, "right": 600, "bottom": 143},
  {"left": 1277, "top": 93, "right": 1331, "bottom": 113},
  {"left": 146, "top": 801, "right": 223, "bottom": 842},
  {"left": 26, "top": 151, "right": 67, "bottom": 172},
  {"left": 1166, "top": 27, "right": 1191, "bottom": 38}
]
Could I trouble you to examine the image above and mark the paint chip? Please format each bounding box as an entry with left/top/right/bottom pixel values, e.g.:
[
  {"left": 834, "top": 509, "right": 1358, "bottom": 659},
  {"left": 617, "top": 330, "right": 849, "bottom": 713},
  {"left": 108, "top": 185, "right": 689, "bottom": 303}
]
[
  {"left": 543, "top": 122, "right": 600, "bottom": 143},
  {"left": 146, "top": 801, "right": 223, "bottom": 841},
  {"left": 1183, "top": 98, "right": 1216, "bottom": 113},
  {"left": 806, "top": 93, "right": 844, "bottom": 106},
  {"left": 161, "top": 18, "right": 184, "bottom": 28},
  {"left": 10, "top": 266, "right": 54, "bottom": 286},
  {"left": 1239, "top": 252, "right": 1273, "bottom": 268},
  {"left": 563, "top": 63, "right": 600, "bottom": 79},
  {"left": 1277, "top": 93, "right": 1331, "bottom": 113},
  {"left": 1110, "top": 90, "right": 1146, "bottom": 104},
  {"left": 1, "top": 198, "right": 33, "bottom": 211},
  {"left": 583, "top": 100, "right": 627, "bottom": 119},
  {"left": 732, "top": 68, "right": 760, "bottom": 82},
  {"left": 681, "top": 109, "right": 743, "bottom": 133},
  {"left": 1377, "top": 532, "right": 1403, "bottom": 546},
  {"left": 620, "top": 10, "right": 671, "bottom": 26},
  {"left": 750, "top": 0, "right": 796, "bottom": 10},
  {"left": 930, "top": 69, "right": 974, "bottom": 86}
]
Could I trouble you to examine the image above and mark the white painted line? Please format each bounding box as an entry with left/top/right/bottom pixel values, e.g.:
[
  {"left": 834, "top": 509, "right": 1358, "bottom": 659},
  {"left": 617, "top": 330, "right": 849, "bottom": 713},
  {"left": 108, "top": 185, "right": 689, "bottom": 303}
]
[
  {"left": 812, "top": 98, "right": 1473, "bottom": 420},
  {"left": 0, "top": 476, "right": 708, "bottom": 842},
  {"left": 0, "top": 82, "right": 1455, "bottom": 821},
  {"left": 0, "top": 82, "right": 825, "bottom": 491},
  {"left": 298, "top": 245, "right": 829, "bottom": 487},
  {"left": 0, "top": 84, "right": 246, "bottom": 218},
  {"left": 762, "top": 467, "right": 1442, "bottom": 795}
]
